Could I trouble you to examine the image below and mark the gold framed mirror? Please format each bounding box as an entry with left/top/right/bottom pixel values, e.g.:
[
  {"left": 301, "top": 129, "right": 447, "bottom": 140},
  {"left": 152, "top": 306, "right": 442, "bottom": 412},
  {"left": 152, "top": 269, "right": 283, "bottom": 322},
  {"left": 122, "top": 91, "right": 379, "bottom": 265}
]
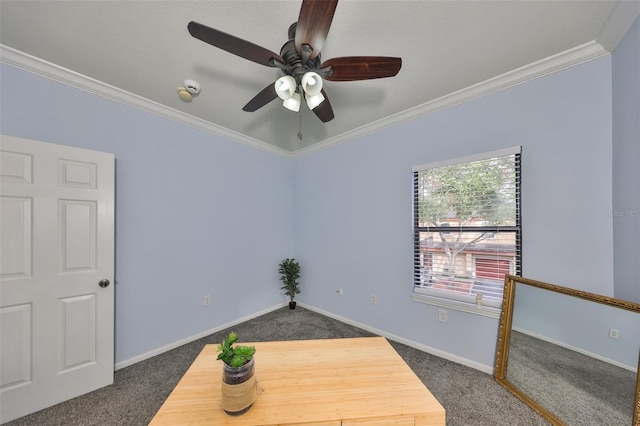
[{"left": 494, "top": 275, "right": 640, "bottom": 425}]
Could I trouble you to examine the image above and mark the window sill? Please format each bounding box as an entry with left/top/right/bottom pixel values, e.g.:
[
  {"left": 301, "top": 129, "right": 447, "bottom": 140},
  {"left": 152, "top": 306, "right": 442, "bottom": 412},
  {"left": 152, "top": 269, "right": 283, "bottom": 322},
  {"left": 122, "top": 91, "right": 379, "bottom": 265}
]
[{"left": 411, "top": 292, "right": 501, "bottom": 319}]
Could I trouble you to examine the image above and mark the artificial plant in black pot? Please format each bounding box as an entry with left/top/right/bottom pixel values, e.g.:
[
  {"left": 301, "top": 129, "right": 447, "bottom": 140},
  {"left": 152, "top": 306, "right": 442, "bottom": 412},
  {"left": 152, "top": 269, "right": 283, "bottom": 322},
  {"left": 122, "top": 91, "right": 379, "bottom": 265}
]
[{"left": 278, "top": 258, "right": 301, "bottom": 309}]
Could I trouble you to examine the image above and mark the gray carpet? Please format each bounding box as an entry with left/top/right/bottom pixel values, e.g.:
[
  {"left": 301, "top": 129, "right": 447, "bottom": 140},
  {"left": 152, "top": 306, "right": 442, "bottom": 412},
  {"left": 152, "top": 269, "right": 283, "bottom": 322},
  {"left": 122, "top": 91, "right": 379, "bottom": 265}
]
[
  {"left": 5, "top": 306, "right": 550, "bottom": 425},
  {"left": 508, "top": 331, "right": 636, "bottom": 426}
]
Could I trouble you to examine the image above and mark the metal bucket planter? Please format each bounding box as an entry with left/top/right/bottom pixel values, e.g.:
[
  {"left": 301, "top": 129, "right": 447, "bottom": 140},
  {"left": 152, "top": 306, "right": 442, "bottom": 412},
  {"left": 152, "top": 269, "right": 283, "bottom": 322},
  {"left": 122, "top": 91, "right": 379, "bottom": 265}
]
[{"left": 221, "top": 359, "right": 259, "bottom": 416}]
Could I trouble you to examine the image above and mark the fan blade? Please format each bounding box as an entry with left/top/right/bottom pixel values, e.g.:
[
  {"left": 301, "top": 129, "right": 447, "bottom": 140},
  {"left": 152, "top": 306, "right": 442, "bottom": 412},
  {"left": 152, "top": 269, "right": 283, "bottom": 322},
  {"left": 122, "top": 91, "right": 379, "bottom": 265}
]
[
  {"left": 242, "top": 84, "right": 278, "bottom": 112},
  {"left": 188, "top": 21, "right": 283, "bottom": 67},
  {"left": 321, "top": 56, "right": 402, "bottom": 81},
  {"left": 312, "top": 89, "right": 334, "bottom": 122},
  {"left": 295, "top": 0, "right": 338, "bottom": 60}
]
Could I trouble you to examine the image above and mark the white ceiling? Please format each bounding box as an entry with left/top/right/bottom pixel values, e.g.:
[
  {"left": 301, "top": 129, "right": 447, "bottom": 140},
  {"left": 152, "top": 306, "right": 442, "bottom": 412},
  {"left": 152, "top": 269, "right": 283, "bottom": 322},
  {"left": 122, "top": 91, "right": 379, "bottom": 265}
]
[{"left": 1, "top": 1, "right": 638, "bottom": 154}]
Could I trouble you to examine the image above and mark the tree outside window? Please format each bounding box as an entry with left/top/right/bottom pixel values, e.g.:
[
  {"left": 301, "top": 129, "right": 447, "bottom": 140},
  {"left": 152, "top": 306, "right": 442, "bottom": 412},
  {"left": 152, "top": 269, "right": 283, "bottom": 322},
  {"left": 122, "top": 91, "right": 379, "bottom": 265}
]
[{"left": 413, "top": 148, "right": 521, "bottom": 312}]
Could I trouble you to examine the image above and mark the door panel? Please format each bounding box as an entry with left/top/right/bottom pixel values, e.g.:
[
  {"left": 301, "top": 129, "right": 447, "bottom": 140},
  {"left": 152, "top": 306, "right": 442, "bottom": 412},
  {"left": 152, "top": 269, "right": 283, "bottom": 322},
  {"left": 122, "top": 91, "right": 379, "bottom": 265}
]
[
  {"left": 0, "top": 303, "right": 32, "bottom": 389},
  {"left": 0, "top": 136, "right": 114, "bottom": 423},
  {"left": 59, "top": 200, "right": 97, "bottom": 271},
  {"left": 0, "top": 150, "right": 32, "bottom": 183},
  {"left": 60, "top": 294, "right": 97, "bottom": 371},
  {"left": 0, "top": 196, "right": 32, "bottom": 278}
]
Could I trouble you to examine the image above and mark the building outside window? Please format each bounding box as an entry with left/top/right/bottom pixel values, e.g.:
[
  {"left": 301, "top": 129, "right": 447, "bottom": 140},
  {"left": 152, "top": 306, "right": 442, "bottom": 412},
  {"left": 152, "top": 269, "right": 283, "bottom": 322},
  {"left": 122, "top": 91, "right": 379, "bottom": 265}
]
[{"left": 412, "top": 147, "right": 521, "bottom": 316}]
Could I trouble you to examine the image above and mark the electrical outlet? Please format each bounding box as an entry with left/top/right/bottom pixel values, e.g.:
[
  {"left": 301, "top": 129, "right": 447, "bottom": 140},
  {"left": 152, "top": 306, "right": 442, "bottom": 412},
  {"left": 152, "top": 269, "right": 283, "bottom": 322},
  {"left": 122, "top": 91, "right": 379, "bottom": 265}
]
[
  {"left": 438, "top": 309, "right": 448, "bottom": 323},
  {"left": 203, "top": 295, "right": 211, "bottom": 306},
  {"left": 608, "top": 328, "right": 619, "bottom": 339},
  {"left": 370, "top": 294, "right": 377, "bottom": 304},
  {"left": 337, "top": 287, "right": 344, "bottom": 296}
]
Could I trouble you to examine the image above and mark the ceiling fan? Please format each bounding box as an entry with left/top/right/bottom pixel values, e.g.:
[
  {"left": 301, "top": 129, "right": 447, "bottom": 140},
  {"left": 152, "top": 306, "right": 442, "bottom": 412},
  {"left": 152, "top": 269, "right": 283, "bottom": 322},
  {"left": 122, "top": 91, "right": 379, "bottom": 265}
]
[{"left": 188, "top": 0, "right": 402, "bottom": 123}]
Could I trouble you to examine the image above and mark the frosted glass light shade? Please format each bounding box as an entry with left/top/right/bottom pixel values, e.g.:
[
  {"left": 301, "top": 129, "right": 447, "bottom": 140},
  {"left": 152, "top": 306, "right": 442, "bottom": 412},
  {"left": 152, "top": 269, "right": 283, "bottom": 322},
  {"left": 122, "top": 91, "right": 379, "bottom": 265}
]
[
  {"left": 283, "top": 91, "right": 301, "bottom": 112},
  {"left": 305, "top": 91, "right": 325, "bottom": 110},
  {"left": 301, "top": 72, "right": 323, "bottom": 96},
  {"left": 275, "top": 76, "right": 297, "bottom": 100}
]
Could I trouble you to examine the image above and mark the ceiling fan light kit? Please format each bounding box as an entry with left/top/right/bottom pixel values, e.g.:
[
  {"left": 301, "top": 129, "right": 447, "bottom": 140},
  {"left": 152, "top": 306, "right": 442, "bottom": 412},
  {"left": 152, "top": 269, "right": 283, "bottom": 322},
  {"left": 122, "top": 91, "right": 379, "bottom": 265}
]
[
  {"left": 277, "top": 71, "right": 325, "bottom": 112},
  {"left": 187, "top": 0, "right": 402, "bottom": 122}
]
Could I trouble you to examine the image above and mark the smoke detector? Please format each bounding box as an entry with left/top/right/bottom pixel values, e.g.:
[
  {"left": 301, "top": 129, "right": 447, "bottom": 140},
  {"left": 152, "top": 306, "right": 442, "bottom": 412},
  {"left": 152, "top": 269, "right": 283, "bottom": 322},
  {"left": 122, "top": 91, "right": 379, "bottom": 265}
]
[
  {"left": 177, "top": 79, "right": 201, "bottom": 102},
  {"left": 184, "top": 79, "right": 201, "bottom": 95}
]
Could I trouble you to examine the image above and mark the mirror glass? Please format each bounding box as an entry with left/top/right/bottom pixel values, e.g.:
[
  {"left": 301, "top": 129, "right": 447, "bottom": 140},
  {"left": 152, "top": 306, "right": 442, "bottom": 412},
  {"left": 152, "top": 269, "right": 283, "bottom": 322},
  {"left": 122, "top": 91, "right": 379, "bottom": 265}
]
[{"left": 494, "top": 275, "right": 640, "bottom": 425}]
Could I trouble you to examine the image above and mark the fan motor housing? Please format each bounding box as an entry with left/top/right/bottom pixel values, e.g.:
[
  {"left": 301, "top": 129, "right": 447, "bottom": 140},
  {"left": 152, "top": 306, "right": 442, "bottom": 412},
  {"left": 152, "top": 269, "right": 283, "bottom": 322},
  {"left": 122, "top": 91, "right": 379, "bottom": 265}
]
[{"left": 279, "top": 39, "right": 321, "bottom": 79}]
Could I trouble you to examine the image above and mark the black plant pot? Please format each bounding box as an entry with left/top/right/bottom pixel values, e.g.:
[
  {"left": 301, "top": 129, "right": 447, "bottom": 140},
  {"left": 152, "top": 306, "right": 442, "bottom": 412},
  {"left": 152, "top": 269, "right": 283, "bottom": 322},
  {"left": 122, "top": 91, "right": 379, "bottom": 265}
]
[{"left": 289, "top": 301, "right": 297, "bottom": 309}]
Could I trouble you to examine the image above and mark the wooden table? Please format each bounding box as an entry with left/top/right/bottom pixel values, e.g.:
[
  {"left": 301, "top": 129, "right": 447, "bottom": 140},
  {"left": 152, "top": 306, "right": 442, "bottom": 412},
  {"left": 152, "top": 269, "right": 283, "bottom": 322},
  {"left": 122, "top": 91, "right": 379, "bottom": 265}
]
[{"left": 149, "top": 337, "right": 445, "bottom": 425}]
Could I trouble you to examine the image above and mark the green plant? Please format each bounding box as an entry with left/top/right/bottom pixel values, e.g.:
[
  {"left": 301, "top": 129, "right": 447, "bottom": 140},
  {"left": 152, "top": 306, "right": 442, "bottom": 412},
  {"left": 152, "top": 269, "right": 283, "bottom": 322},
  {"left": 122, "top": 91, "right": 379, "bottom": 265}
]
[
  {"left": 216, "top": 332, "right": 256, "bottom": 368},
  {"left": 278, "top": 258, "right": 301, "bottom": 302}
]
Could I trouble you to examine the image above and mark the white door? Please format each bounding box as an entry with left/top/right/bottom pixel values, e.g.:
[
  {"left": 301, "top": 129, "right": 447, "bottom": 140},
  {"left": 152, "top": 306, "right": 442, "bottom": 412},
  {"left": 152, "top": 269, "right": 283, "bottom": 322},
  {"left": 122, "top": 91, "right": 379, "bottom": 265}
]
[{"left": 0, "top": 136, "right": 115, "bottom": 423}]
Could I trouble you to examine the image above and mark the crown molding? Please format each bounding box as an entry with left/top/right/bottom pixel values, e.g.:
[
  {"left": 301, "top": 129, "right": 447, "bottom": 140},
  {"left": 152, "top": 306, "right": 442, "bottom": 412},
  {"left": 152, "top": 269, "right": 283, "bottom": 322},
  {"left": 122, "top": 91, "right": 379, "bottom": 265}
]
[
  {"left": 0, "top": 45, "right": 293, "bottom": 159},
  {"left": 2, "top": 40, "right": 608, "bottom": 159},
  {"left": 294, "top": 40, "right": 609, "bottom": 157},
  {"left": 596, "top": 0, "right": 640, "bottom": 52}
]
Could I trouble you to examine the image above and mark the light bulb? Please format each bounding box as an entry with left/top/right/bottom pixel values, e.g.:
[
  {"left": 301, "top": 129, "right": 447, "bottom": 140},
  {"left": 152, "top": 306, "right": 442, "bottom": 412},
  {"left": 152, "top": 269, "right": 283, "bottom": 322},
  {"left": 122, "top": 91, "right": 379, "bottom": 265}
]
[
  {"left": 301, "top": 72, "right": 323, "bottom": 96},
  {"left": 275, "top": 76, "right": 297, "bottom": 100},
  {"left": 305, "top": 91, "right": 325, "bottom": 110},
  {"left": 283, "top": 91, "right": 301, "bottom": 112}
]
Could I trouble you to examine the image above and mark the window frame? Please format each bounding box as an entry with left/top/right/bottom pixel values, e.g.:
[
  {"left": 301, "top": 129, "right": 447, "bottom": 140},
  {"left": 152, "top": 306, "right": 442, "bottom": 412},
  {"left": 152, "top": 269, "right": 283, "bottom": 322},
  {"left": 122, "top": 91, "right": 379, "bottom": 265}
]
[{"left": 411, "top": 147, "right": 521, "bottom": 318}]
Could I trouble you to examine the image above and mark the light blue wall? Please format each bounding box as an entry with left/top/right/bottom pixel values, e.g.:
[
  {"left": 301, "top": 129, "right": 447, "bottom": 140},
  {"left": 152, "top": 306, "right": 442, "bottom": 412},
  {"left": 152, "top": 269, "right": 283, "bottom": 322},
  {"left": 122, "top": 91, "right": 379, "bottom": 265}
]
[
  {"left": 0, "top": 46, "right": 622, "bottom": 370},
  {"left": 512, "top": 283, "right": 638, "bottom": 369},
  {"left": 612, "top": 16, "right": 640, "bottom": 303},
  {"left": 0, "top": 63, "right": 294, "bottom": 363},
  {"left": 293, "top": 56, "right": 614, "bottom": 368},
  {"left": 512, "top": 19, "right": 640, "bottom": 370}
]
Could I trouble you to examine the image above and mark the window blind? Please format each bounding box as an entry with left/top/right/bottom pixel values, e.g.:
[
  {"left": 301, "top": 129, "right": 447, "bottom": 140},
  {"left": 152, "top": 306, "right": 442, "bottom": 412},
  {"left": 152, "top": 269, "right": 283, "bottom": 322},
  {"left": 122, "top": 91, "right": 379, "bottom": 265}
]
[{"left": 413, "top": 147, "right": 521, "bottom": 312}]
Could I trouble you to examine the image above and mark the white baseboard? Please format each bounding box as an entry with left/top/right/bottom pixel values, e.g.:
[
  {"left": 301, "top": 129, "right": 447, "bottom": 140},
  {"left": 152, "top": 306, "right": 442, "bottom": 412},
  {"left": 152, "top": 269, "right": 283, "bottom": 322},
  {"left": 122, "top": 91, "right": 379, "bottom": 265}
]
[
  {"left": 114, "top": 304, "right": 285, "bottom": 370},
  {"left": 299, "top": 302, "right": 494, "bottom": 374},
  {"left": 115, "top": 302, "right": 494, "bottom": 374}
]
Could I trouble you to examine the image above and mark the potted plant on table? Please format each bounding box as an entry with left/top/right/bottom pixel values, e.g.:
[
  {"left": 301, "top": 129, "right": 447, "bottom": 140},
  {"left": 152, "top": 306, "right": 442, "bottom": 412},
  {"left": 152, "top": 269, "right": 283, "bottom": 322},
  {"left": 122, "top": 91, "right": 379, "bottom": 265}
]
[
  {"left": 216, "top": 332, "right": 258, "bottom": 416},
  {"left": 278, "top": 258, "right": 301, "bottom": 309}
]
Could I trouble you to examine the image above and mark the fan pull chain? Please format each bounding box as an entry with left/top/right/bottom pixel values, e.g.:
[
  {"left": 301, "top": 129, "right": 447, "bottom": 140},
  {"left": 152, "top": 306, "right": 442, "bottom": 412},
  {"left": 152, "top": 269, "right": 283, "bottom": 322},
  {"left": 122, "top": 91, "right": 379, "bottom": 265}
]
[{"left": 297, "top": 110, "right": 303, "bottom": 140}]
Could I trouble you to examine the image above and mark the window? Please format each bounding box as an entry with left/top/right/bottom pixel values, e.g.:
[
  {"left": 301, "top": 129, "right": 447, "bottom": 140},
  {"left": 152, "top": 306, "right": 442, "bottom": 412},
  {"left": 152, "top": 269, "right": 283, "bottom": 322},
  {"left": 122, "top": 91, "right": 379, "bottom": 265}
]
[{"left": 412, "top": 147, "right": 521, "bottom": 316}]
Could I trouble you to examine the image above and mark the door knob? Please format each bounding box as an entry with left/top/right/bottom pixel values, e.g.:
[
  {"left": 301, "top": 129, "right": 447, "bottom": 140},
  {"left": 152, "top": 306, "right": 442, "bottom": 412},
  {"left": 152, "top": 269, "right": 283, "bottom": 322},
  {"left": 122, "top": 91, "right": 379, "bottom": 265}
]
[{"left": 98, "top": 279, "right": 110, "bottom": 288}]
